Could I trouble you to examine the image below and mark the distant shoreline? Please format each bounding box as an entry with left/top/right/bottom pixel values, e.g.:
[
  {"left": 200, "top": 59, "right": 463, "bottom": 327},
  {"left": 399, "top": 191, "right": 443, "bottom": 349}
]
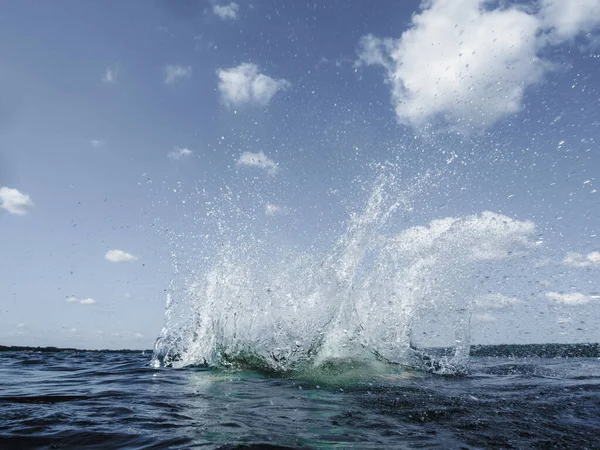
[
  {"left": 1, "top": 343, "right": 599, "bottom": 358},
  {"left": 0, "top": 345, "right": 151, "bottom": 353},
  {"left": 470, "top": 343, "right": 600, "bottom": 358}
]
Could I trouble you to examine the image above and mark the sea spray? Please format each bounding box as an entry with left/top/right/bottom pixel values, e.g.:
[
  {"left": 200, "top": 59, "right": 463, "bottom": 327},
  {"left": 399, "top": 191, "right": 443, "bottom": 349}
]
[{"left": 152, "top": 171, "right": 537, "bottom": 374}]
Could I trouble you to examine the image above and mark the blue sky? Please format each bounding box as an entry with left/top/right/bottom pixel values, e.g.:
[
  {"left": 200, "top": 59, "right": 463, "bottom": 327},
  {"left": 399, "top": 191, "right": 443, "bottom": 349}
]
[{"left": 1, "top": 0, "right": 599, "bottom": 349}]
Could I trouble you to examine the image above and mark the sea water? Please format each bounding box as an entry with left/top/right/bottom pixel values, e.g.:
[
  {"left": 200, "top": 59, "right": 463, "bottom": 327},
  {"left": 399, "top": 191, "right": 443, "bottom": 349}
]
[{"left": 1, "top": 347, "right": 599, "bottom": 448}]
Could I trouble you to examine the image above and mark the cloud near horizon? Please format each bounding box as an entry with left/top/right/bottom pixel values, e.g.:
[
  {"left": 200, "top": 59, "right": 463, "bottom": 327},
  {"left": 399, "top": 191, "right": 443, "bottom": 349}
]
[
  {"left": 0, "top": 187, "right": 34, "bottom": 215},
  {"left": 546, "top": 291, "right": 600, "bottom": 306},
  {"left": 563, "top": 251, "right": 600, "bottom": 268},
  {"left": 388, "top": 211, "right": 536, "bottom": 261},
  {"left": 105, "top": 249, "right": 138, "bottom": 263},
  {"left": 67, "top": 297, "right": 97, "bottom": 305},
  {"left": 217, "top": 63, "right": 290, "bottom": 107},
  {"left": 475, "top": 293, "right": 521, "bottom": 309},
  {"left": 355, "top": 0, "right": 600, "bottom": 131}
]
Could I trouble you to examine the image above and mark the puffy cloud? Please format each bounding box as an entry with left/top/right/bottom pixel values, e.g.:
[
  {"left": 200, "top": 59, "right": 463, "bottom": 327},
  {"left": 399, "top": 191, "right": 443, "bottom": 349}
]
[
  {"left": 356, "top": 1, "right": 543, "bottom": 130},
  {"left": 356, "top": 0, "right": 600, "bottom": 131},
  {"left": 217, "top": 63, "right": 290, "bottom": 107},
  {"left": 79, "top": 298, "right": 97, "bottom": 305},
  {"left": 67, "top": 297, "right": 97, "bottom": 305},
  {"left": 0, "top": 187, "right": 34, "bottom": 215},
  {"left": 102, "top": 66, "right": 118, "bottom": 83},
  {"left": 213, "top": 2, "right": 239, "bottom": 20},
  {"left": 105, "top": 249, "right": 138, "bottom": 263},
  {"left": 388, "top": 211, "right": 536, "bottom": 261},
  {"left": 237, "top": 151, "right": 279, "bottom": 174},
  {"left": 164, "top": 65, "right": 192, "bottom": 84},
  {"left": 563, "top": 251, "right": 600, "bottom": 268},
  {"left": 546, "top": 292, "right": 600, "bottom": 305},
  {"left": 167, "top": 147, "right": 193, "bottom": 160},
  {"left": 539, "top": 0, "right": 600, "bottom": 43}
]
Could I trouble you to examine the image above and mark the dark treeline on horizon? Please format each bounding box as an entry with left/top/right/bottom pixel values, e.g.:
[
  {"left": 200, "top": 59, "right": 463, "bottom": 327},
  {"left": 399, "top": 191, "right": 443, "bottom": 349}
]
[
  {"left": 469, "top": 343, "right": 600, "bottom": 358},
  {"left": 0, "top": 345, "right": 149, "bottom": 353},
  {"left": 1, "top": 343, "right": 599, "bottom": 358}
]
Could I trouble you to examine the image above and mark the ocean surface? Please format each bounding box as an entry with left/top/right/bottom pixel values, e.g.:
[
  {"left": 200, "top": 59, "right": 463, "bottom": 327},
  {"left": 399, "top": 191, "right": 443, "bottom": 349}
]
[{"left": 1, "top": 345, "right": 599, "bottom": 449}]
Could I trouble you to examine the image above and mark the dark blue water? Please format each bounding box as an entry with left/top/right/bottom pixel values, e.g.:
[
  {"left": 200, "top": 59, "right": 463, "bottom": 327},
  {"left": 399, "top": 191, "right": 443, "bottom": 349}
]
[{"left": 1, "top": 347, "right": 599, "bottom": 449}]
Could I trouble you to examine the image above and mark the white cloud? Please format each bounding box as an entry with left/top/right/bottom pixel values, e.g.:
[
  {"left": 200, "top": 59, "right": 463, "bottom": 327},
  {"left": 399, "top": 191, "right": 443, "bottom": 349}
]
[
  {"left": 563, "top": 251, "right": 600, "bottom": 268},
  {"left": 164, "top": 65, "right": 192, "bottom": 84},
  {"left": 167, "top": 147, "right": 194, "bottom": 160},
  {"left": 475, "top": 293, "right": 521, "bottom": 309},
  {"left": 102, "top": 66, "right": 118, "bottom": 83},
  {"left": 539, "top": 0, "right": 600, "bottom": 43},
  {"left": 90, "top": 139, "right": 105, "bottom": 149},
  {"left": 79, "top": 298, "right": 97, "bottom": 305},
  {"left": 213, "top": 2, "right": 239, "bottom": 20},
  {"left": 217, "top": 63, "right": 290, "bottom": 107},
  {"left": 105, "top": 249, "right": 138, "bottom": 263},
  {"left": 67, "top": 296, "right": 97, "bottom": 305},
  {"left": 134, "top": 332, "right": 144, "bottom": 339},
  {"left": 546, "top": 291, "right": 600, "bottom": 306},
  {"left": 0, "top": 187, "right": 34, "bottom": 215},
  {"left": 388, "top": 211, "right": 536, "bottom": 261},
  {"left": 237, "top": 151, "right": 279, "bottom": 174},
  {"left": 356, "top": 0, "right": 600, "bottom": 131}
]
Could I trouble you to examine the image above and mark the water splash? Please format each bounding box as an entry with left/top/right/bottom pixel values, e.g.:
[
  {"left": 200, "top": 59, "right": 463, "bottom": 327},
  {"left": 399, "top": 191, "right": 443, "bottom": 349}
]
[{"left": 152, "top": 170, "right": 537, "bottom": 375}]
